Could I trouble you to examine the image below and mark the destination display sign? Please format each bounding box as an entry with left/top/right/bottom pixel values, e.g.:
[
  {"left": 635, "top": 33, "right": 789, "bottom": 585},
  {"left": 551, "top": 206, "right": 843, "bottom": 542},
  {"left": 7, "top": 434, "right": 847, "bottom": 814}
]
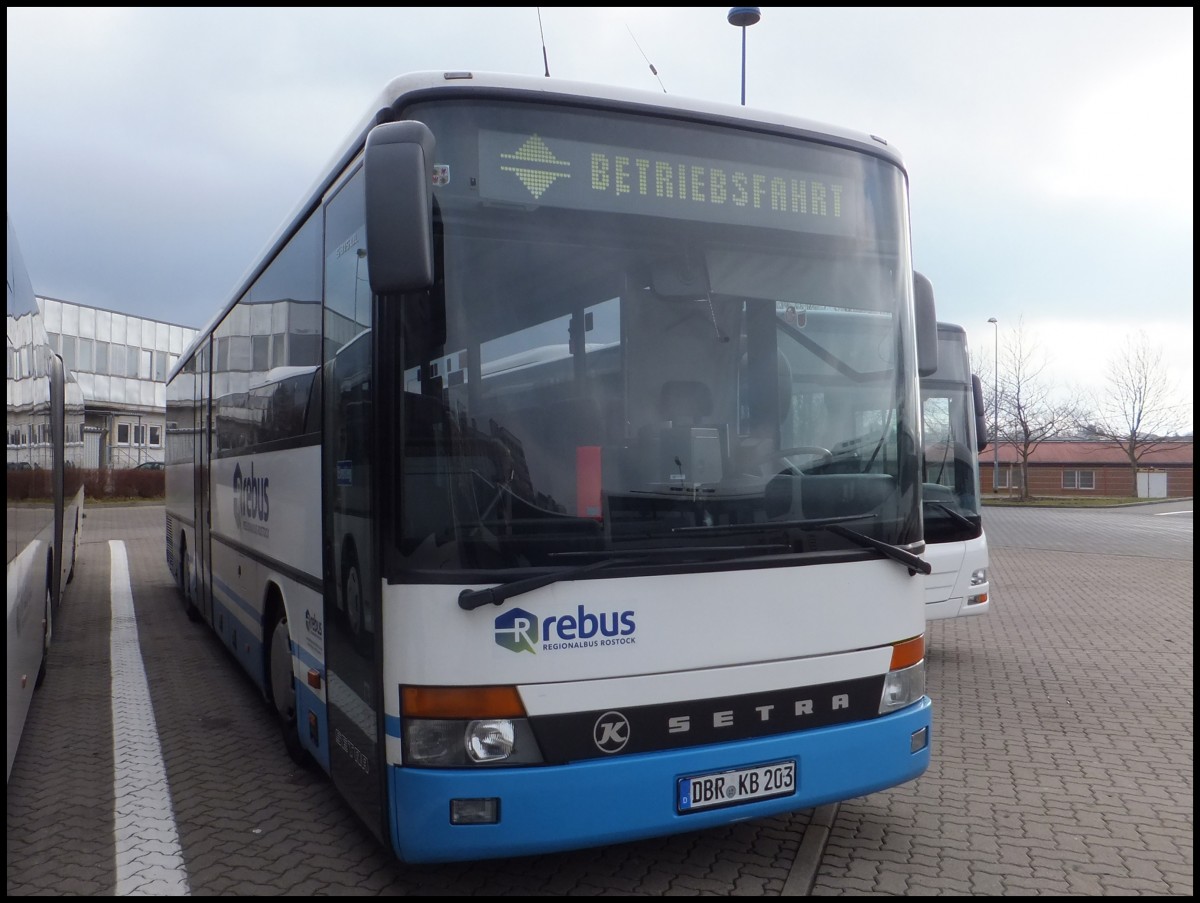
[{"left": 476, "top": 129, "right": 865, "bottom": 237}]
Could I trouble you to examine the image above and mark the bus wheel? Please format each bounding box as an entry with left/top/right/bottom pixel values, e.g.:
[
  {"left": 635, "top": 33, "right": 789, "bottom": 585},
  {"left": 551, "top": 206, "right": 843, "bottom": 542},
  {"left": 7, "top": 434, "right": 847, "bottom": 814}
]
[
  {"left": 179, "top": 542, "right": 200, "bottom": 622},
  {"left": 268, "top": 611, "right": 307, "bottom": 766}
]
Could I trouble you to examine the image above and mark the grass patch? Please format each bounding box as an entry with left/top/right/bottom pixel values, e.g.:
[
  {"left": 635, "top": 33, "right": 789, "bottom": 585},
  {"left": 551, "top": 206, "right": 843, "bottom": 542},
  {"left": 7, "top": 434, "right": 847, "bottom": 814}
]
[{"left": 982, "top": 495, "right": 1148, "bottom": 508}]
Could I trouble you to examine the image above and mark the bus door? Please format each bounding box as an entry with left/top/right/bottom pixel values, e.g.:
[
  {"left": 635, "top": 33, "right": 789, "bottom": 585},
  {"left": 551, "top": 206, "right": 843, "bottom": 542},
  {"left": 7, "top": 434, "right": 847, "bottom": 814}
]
[
  {"left": 194, "top": 341, "right": 215, "bottom": 625},
  {"left": 320, "top": 169, "right": 387, "bottom": 842}
]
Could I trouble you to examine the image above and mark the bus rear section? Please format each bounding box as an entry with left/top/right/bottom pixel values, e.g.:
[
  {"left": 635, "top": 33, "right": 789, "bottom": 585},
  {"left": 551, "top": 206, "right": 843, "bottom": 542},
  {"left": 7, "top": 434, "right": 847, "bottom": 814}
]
[{"left": 7, "top": 215, "right": 84, "bottom": 782}]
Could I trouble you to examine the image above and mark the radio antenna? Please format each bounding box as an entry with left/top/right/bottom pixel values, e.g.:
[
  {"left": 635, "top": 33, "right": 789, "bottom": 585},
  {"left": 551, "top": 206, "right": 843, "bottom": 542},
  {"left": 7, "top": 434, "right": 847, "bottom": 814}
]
[
  {"left": 627, "top": 23, "right": 667, "bottom": 92},
  {"left": 537, "top": 8, "right": 551, "bottom": 77}
]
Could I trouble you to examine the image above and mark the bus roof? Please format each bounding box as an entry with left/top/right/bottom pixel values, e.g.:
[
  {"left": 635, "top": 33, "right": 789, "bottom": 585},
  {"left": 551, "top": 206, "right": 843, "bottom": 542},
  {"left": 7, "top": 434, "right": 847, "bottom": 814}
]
[{"left": 173, "top": 70, "right": 908, "bottom": 378}]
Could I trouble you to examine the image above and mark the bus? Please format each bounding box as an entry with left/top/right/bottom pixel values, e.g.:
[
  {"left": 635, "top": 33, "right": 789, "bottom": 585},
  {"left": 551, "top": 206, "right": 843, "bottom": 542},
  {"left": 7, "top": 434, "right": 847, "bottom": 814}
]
[
  {"left": 6, "top": 214, "right": 85, "bottom": 782},
  {"left": 921, "top": 321, "right": 991, "bottom": 619},
  {"left": 165, "top": 70, "right": 939, "bottom": 863}
]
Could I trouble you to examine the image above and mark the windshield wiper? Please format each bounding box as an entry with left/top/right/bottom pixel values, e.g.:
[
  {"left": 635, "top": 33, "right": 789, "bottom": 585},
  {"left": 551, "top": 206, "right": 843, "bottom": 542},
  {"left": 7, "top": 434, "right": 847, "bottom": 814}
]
[
  {"left": 823, "top": 524, "right": 931, "bottom": 576},
  {"left": 924, "top": 500, "right": 976, "bottom": 529},
  {"left": 675, "top": 515, "right": 929, "bottom": 576},
  {"left": 457, "top": 544, "right": 789, "bottom": 611}
]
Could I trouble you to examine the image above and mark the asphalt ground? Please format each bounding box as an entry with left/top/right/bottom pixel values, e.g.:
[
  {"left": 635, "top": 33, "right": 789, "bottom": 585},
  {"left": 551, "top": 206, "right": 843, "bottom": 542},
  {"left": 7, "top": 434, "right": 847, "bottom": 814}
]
[{"left": 6, "top": 500, "right": 1192, "bottom": 895}]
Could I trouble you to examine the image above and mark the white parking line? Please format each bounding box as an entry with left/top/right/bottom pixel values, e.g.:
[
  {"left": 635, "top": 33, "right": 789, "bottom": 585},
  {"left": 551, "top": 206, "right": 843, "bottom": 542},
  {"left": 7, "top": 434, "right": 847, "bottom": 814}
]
[{"left": 109, "top": 540, "right": 191, "bottom": 896}]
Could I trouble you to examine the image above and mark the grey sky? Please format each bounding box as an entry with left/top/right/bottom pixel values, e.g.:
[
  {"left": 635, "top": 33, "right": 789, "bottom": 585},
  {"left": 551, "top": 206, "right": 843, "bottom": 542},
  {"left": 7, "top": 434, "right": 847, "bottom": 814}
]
[{"left": 6, "top": 7, "right": 1193, "bottom": 425}]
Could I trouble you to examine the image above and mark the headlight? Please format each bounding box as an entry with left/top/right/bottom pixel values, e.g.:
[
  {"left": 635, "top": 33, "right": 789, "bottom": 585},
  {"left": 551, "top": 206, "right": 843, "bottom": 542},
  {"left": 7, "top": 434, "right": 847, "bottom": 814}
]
[
  {"left": 401, "top": 684, "right": 544, "bottom": 767},
  {"left": 880, "top": 661, "right": 925, "bottom": 714},
  {"left": 402, "top": 717, "right": 544, "bottom": 767},
  {"left": 466, "top": 719, "right": 515, "bottom": 762}
]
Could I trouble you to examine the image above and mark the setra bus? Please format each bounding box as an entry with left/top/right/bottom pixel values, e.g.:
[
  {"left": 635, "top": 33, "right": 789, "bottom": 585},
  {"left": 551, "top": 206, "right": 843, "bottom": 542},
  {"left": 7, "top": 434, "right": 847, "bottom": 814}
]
[
  {"left": 6, "top": 214, "right": 84, "bottom": 781},
  {"left": 165, "top": 70, "right": 939, "bottom": 863},
  {"left": 920, "top": 320, "right": 991, "bottom": 619}
]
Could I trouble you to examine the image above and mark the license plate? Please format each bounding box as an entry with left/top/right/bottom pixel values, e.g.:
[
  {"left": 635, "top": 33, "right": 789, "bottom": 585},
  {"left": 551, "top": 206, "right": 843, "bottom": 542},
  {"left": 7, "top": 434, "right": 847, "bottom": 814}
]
[{"left": 677, "top": 759, "right": 796, "bottom": 813}]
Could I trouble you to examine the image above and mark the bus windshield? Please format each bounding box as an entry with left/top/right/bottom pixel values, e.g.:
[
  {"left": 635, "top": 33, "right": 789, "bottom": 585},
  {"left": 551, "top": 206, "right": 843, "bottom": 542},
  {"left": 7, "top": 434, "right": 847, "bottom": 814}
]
[
  {"left": 372, "top": 99, "right": 921, "bottom": 575},
  {"left": 920, "top": 325, "right": 983, "bottom": 544}
]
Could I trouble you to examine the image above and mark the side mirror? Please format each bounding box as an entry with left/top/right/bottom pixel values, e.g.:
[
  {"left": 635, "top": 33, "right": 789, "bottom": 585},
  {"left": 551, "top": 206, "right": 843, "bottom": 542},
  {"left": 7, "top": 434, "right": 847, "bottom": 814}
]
[
  {"left": 972, "top": 373, "right": 989, "bottom": 453},
  {"left": 913, "top": 272, "right": 938, "bottom": 377},
  {"left": 364, "top": 120, "right": 436, "bottom": 294}
]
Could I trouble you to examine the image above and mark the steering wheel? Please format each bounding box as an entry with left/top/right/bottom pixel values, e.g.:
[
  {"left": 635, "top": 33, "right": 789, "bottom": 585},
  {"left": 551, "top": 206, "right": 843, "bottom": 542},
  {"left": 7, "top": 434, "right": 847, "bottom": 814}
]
[{"left": 772, "top": 446, "right": 834, "bottom": 474}]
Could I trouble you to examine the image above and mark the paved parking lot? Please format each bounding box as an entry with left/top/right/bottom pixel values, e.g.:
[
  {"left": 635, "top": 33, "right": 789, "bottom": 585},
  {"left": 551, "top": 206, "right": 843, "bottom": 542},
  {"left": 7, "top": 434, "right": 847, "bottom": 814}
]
[{"left": 6, "top": 501, "right": 1192, "bottom": 895}]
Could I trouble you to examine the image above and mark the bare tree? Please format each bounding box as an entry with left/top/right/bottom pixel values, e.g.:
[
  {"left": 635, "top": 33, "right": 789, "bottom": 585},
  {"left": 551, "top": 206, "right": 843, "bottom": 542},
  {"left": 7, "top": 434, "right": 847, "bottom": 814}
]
[
  {"left": 1082, "top": 331, "right": 1191, "bottom": 497},
  {"left": 995, "top": 319, "right": 1081, "bottom": 500}
]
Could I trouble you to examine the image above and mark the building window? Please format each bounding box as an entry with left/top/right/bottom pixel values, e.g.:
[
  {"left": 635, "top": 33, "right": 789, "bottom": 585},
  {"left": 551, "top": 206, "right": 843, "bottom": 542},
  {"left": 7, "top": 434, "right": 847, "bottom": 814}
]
[
  {"left": 252, "top": 335, "right": 270, "bottom": 371},
  {"left": 133, "top": 425, "right": 147, "bottom": 446},
  {"left": 78, "top": 338, "right": 94, "bottom": 372},
  {"left": 61, "top": 335, "right": 77, "bottom": 370},
  {"left": 149, "top": 426, "right": 162, "bottom": 447},
  {"left": 116, "top": 423, "right": 131, "bottom": 445},
  {"left": 1063, "top": 470, "right": 1095, "bottom": 490}
]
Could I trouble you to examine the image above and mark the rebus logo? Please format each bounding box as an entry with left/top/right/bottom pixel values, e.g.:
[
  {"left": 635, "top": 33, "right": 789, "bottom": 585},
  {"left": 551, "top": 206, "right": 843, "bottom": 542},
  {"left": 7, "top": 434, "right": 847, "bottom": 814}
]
[
  {"left": 493, "top": 605, "right": 637, "bottom": 654},
  {"left": 494, "top": 608, "right": 539, "bottom": 654},
  {"left": 233, "top": 461, "right": 270, "bottom": 537}
]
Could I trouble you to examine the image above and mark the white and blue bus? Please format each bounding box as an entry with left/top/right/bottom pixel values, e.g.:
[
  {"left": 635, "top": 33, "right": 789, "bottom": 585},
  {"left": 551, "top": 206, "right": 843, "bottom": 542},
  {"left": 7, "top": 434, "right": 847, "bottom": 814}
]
[
  {"left": 7, "top": 214, "right": 84, "bottom": 781},
  {"left": 165, "top": 70, "right": 938, "bottom": 863},
  {"left": 921, "top": 321, "right": 991, "bottom": 619}
]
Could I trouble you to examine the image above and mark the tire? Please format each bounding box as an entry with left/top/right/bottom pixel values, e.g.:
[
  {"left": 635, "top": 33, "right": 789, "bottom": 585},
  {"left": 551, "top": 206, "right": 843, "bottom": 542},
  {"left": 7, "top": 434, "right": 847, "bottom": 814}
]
[
  {"left": 179, "top": 541, "right": 200, "bottom": 622},
  {"left": 268, "top": 610, "right": 308, "bottom": 766}
]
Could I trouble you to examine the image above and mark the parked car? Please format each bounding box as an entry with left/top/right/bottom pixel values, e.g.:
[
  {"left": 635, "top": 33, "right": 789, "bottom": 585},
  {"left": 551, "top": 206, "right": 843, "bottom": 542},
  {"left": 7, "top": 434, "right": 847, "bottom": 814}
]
[{"left": 133, "top": 461, "right": 165, "bottom": 471}]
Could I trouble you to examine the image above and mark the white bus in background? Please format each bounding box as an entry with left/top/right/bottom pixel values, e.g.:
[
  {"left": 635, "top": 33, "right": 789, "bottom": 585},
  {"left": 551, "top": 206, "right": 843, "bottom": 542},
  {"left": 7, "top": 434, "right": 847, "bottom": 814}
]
[
  {"left": 7, "top": 214, "right": 84, "bottom": 781},
  {"left": 921, "top": 321, "right": 991, "bottom": 619},
  {"left": 165, "top": 70, "right": 939, "bottom": 864}
]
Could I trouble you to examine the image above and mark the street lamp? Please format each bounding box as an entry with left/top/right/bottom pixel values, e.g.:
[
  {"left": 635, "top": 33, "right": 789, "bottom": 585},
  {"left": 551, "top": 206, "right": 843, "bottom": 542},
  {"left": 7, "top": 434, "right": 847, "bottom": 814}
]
[
  {"left": 987, "top": 317, "right": 999, "bottom": 493},
  {"left": 727, "top": 7, "right": 761, "bottom": 106}
]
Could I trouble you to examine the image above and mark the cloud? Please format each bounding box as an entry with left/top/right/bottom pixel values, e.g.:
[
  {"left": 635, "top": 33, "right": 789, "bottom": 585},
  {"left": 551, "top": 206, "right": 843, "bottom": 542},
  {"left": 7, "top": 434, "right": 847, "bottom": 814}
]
[{"left": 1037, "top": 44, "right": 1193, "bottom": 218}]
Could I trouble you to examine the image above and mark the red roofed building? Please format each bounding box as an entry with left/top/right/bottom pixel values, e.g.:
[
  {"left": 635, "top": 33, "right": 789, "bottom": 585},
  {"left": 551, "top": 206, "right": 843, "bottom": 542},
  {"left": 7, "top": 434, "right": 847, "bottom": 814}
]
[{"left": 985, "top": 439, "right": 1193, "bottom": 499}]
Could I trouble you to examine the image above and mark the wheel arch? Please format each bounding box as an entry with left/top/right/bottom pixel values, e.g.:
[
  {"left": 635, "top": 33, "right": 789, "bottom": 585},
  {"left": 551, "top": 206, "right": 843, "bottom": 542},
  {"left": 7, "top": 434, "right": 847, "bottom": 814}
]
[{"left": 261, "top": 579, "right": 287, "bottom": 698}]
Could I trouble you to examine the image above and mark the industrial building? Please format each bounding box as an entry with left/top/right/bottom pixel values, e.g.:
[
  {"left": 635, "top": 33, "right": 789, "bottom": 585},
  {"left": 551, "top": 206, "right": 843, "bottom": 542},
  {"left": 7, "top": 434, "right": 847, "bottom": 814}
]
[{"left": 35, "top": 296, "right": 197, "bottom": 469}]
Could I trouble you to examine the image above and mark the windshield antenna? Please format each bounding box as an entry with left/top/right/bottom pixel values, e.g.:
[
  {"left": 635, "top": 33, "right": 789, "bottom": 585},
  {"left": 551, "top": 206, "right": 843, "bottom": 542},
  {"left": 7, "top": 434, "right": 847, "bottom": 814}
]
[
  {"left": 537, "top": 8, "right": 551, "bottom": 77},
  {"left": 627, "top": 23, "right": 667, "bottom": 92}
]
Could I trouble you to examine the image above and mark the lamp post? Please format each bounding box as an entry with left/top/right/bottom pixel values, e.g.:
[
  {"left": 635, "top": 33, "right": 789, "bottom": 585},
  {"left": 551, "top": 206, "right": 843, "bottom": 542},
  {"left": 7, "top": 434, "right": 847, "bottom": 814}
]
[
  {"left": 727, "top": 7, "right": 761, "bottom": 106},
  {"left": 987, "top": 317, "right": 999, "bottom": 492}
]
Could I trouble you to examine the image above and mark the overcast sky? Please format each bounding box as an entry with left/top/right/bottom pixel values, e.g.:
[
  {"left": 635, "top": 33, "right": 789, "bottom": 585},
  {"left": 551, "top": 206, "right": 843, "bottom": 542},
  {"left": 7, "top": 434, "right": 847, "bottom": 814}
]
[{"left": 7, "top": 7, "right": 1193, "bottom": 428}]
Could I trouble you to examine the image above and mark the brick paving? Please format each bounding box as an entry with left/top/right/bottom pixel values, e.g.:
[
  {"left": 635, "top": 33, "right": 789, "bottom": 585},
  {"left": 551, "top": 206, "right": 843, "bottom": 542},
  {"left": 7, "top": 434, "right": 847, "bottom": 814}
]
[{"left": 6, "top": 501, "right": 1192, "bottom": 895}]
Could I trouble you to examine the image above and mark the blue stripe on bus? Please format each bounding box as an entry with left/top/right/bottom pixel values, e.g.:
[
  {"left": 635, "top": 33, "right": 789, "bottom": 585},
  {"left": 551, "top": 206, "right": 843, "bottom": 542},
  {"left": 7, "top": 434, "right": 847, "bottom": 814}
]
[
  {"left": 212, "top": 574, "right": 263, "bottom": 628},
  {"left": 386, "top": 698, "right": 931, "bottom": 864}
]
